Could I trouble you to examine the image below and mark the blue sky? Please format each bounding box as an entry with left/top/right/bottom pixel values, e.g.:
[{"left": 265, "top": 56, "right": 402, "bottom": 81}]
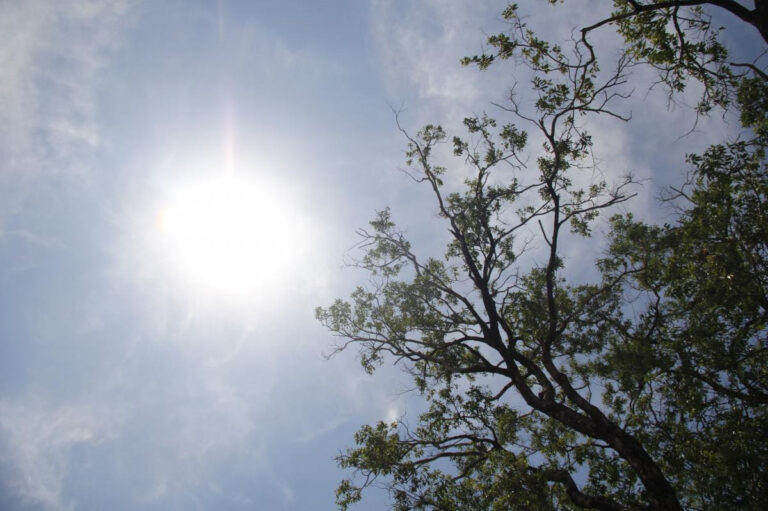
[{"left": 0, "top": 1, "right": 761, "bottom": 510}]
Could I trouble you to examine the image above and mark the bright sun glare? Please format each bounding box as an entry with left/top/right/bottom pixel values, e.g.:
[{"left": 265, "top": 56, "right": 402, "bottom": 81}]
[{"left": 159, "top": 174, "right": 305, "bottom": 295}]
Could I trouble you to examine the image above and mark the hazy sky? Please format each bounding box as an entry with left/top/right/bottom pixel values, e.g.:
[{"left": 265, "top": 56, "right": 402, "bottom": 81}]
[{"left": 0, "top": 1, "right": 760, "bottom": 510}]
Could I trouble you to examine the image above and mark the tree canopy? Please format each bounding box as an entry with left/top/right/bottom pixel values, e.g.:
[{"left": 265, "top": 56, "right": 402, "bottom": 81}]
[{"left": 317, "top": 2, "right": 767, "bottom": 510}]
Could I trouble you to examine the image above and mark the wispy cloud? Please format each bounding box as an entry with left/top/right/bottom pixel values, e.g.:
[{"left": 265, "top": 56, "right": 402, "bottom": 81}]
[
  {"left": 0, "top": 2, "right": 134, "bottom": 509},
  {"left": 369, "top": 0, "right": 500, "bottom": 121},
  {"left": 0, "top": 398, "right": 116, "bottom": 510},
  {"left": 0, "top": 0, "right": 132, "bottom": 225}
]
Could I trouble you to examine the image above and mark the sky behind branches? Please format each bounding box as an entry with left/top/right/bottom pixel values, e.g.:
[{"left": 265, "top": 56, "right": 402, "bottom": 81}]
[{"left": 0, "top": 1, "right": 761, "bottom": 510}]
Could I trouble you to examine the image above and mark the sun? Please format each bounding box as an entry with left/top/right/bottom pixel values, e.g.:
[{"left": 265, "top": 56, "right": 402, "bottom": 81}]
[{"left": 159, "top": 174, "right": 305, "bottom": 295}]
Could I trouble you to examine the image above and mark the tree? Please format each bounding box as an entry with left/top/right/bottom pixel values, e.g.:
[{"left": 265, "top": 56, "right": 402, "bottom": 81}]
[{"left": 317, "top": 2, "right": 767, "bottom": 510}]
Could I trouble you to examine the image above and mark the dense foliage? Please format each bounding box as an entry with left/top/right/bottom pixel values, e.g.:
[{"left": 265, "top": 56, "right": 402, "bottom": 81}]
[{"left": 317, "top": 2, "right": 767, "bottom": 510}]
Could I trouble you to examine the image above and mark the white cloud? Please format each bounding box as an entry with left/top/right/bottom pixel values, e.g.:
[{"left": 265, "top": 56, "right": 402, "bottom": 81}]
[
  {"left": 0, "top": 0, "right": 132, "bottom": 225},
  {"left": 369, "top": 0, "right": 503, "bottom": 122},
  {"left": 0, "top": 398, "right": 116, "bottom": 510}
]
